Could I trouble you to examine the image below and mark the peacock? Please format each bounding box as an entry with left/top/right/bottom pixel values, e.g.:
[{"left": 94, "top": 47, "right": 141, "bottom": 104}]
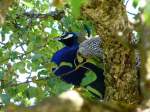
[{"left": 51, "top": 31, "right": 105, "bottom": 98}]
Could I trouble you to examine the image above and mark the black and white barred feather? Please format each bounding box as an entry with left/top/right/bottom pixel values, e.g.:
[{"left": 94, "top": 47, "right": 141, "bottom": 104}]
[
  {"left": 78, "top": 36, "right": 141, "bottom": 68},
  {"left": 78, "top": 37, "right": 103, "bottom": 59}
]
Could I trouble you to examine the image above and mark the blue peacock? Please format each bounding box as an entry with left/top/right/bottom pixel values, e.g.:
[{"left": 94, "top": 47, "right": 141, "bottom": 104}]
[{"left": 51, "top": 31, "right": 105, "bottom": 98}]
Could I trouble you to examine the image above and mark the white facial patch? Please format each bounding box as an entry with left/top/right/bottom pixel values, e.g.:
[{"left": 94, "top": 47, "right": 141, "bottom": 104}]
[{"left": 63, "top": 34, "right": 74, "bottom": 39}]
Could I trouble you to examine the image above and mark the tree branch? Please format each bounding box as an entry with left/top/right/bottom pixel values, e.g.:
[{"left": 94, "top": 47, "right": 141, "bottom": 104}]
[{"left": 23, "top": 9, "right": 65, "bottom": 20}]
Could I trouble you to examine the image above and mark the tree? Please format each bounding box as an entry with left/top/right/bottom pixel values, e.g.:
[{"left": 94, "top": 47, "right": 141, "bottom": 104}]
[
  {"left": 81, "top": 0, "right": 140, "bottom": 103},
  {"left": 0, "top": 0, "right": 150, "bottom": 111}
]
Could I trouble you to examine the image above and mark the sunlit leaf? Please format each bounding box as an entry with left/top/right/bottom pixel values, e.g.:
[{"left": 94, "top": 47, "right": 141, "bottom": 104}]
[
  {"left": 48, "top": 77, "right": 73, "bottom": 95},
  {"left": 81, "top": 70, "right": 97, "bottom": 86},
  {"left": 86, "top": 86, "right": 102, "bottom": 98},
  {"left": 70, "top": 0, "right": 87, "bottom": 17},
  {"left": 18, "top": 84, "right": 28, "bottom": 92},
  {"left": 13, "top": 62, "right": 26, "bottom": 73},
  {"left": 26, "top": 87, "right": 43, "bottom": 99},
  {"left": 21, "top": 1, "right": 34, "bottom": 8},
  {"left": 133, "top": 0, "right": 139, "bottom": 8}
]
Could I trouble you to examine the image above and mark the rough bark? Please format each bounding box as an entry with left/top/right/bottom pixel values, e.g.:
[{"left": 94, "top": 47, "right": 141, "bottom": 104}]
[
  {"left": 81, "top": 0, "right": 140, "bottom": 104},
  {"left": 0, "top": 0, "right": 14, "bottom": 25}
]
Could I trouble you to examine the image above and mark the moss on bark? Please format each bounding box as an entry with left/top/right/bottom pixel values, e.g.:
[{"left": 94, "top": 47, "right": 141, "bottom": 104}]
[{"left": 81, "top": 0, "right": 141, "bottom": 104}]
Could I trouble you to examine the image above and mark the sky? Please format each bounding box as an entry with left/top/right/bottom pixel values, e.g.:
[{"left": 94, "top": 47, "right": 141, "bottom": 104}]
[{"left": 125, "top": 0, "right": 146, "bottom": 22}]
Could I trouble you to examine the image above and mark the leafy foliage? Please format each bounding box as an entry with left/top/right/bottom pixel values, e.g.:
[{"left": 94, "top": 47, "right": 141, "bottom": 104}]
[{"left": 0, "top": 0, "right": 93, "bottom": 106}]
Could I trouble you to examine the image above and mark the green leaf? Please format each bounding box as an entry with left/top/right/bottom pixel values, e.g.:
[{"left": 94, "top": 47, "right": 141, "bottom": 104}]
[
  {"left": 133, "top": 0, "right": 139, "bottom": 8},
  {"left": 21, "top": 1, "right": 34, "bottom": 8},
  {"left": 31, "top": 62, "right": 41, "bottom": 71},
  {"left": 0, "top": 48, "right": 3, "bottom": 57},
  {"left": 6, "top": 87, "right": 18, "bottom": 97},
  {"left": 25, "top": 87, "right": 43, "bottom": 99},
  {"left": 18, "top": 83, "right": 28, "bottom": 92},
  {"left": 80, "top": 88, "right": 96, "bottom": 99},
  {"left": 38, "top": 70, "right": 48, "bottom": 75},
  {"left": 38, "top": 69, "right": 48, "bottom": 78},
  {"left": 81, "top": 70, "right": 97, "bottom": 86},
  {"left": 0, "top": 71, "right": 4, "bottom": 80},
  {"left": 86, "top": 86, "right": 102, "bottom": 98},
  {"left": 0, "top": 94, "right": 10, "bottom": 104},
  {"left": 50, "top": 28, "right": 59, "bottom": 37},
  {"left": 70, "top": 0, "right": 87, "bottom": 17},
  {"left": 31, "top": 54, "right": 42, "bottom": 62},
  {"left": 10, "top": 51, "right": 18, "bottom": 61},
  {"left": 13, "top": 62, "right": 26, "bottom": 73},
  {"left": 87, "top": 58, "right": 104, "bottom": 69},
  {"left": 25, "top": 87, "right": 36, "bottom": 99},
  {"left": 48, "top": 77, "right": 73, "bottom": 95},
  {"left": 54, "top": 81, "right": 73, "bottom": 95}
]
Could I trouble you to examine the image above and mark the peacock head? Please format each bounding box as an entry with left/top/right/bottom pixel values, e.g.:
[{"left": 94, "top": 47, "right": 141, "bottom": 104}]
[{"left": 54, "top": 32, "right": 79, "bottom": 46}]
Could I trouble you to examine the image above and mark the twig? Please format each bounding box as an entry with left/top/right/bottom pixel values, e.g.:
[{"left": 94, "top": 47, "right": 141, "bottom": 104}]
[
  {"left": 0, "top": 77, "right": 50, "bottom": 89},
  {"left": 26, "top": 70, "right": 32, "bottom": 82},
  {"left": 0, "top": 42, "right": 5, "bottom": 46},
  {"left": 0, "top": 44, "right": 47, "bottom": 64},
  {"left": 125, "top": 0, "right": 130, "bottom": 6},
  {"left": 127, "top": 11, "right": 137, "bottom": 16},
  {"left": 23, "top": 10, "right": 65, "bottom": 20}
]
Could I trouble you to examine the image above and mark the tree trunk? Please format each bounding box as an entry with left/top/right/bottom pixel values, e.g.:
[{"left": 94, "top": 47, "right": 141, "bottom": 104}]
[
  {"left": 81, "top": 0, "right": 140, "bottom": 104},
  {"left": 139, "top": 19, "right": 150, "bottom": 106}
]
